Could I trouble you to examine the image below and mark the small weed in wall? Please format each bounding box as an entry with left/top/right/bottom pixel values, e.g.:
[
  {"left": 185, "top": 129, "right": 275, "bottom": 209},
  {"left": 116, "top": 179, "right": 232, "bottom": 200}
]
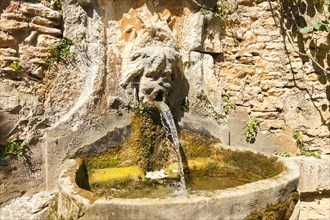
[
  {"left": 45, "top": 37, "right": 73, "bottom": 66},
  {"left": 213, "top": 0, "right": 237, "bottom": 18},
  {"left": 9, "top": 61, "right": 22, "bottom": 71},
  {"left": 200, "top": 7, "right": 210, "bottom": 15},
  {"left": 292, "top": 130, "right": 322, "bottom": 159},
  {"left": 0, "top": 137, "right": 26, "bottom": 159},
  {"left": 200, "top": 1, "right": 237, "bottom": 19},
  {"left": 245, "top": 120, "right": 258, "bottom": 143},
  {"left": 53, "top": 0, "right": 62, "bottom": 10},
  {"left": 222, "top": 94, "right": 236, "bottom": 114},
  {"left": 275, "top": 152, "right": 291, "bottom": 157}
]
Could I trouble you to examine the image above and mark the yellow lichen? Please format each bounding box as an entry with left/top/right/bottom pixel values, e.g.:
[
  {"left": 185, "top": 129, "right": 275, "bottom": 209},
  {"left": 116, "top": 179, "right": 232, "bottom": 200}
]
[{"left": 89, "top": 166, "right": 145, "bottom": 185}]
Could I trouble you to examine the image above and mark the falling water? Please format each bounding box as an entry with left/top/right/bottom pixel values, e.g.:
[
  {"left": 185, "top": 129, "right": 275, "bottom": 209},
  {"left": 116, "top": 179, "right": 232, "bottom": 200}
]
[{"left": 157, "top": 101, "right": 186, "bottom": 192}]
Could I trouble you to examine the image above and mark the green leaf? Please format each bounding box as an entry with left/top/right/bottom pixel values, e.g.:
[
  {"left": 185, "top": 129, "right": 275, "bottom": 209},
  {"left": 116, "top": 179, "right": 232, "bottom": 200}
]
[{"left": 299, "top": 26, "right": 313, "bottom": 34}]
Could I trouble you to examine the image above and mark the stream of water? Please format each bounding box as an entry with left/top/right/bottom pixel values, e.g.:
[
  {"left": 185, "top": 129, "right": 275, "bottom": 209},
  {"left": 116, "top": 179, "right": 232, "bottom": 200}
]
[{"left": 157, "top": 101, "right": 186, "bottom": 192}]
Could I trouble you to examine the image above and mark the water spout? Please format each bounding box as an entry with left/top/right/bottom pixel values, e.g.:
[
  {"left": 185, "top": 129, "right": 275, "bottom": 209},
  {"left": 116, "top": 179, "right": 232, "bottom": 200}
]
[{"left": 157, "top": 101, "right": 186, "bottom": 192}]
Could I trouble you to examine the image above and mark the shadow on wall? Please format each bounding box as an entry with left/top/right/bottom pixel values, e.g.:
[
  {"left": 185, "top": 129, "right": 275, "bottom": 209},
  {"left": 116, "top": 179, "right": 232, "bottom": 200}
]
[
  {"left": 280, "top": 0, "right": 329, "bottom": 77},
  {"left": 272, "top": 0, "right": 330, "bottom": 132},
  {"left": 0, "top": 0, "right": 11, "bottom": 11}
]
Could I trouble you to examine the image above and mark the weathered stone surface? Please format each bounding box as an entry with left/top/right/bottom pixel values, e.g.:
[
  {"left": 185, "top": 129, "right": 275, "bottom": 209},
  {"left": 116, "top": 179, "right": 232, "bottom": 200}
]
[
  {"left": 0, "top": 56, "right": 20, "bottom": 68},
  {"left": 299, "top": 198, "right": 330, "bottom": 220},
  {"left": 259, "top": 119, "right": 285, "bottom": 131},
  {"left": 0, "top": 112, "right": 18, "bottom": 143},
  {"left": 250, "top": 111, "right": 278, "bottom": 119},
  {"left": 121, "top": 46, "right": 181, "bottom": 103},
  {"left": 294, "top": 156, "right": 330, "bottom": 192},
  {"left": 0, "top": 48, "right": 17, "bottom": 56},
  {"left": 203, "top": 18, "right": 223, "bottom": 53},
  {"left": 31, "top": 16, "right": 60, "bottom": 27},
  {"left": 182, "top": 12, "right": 204, "bottom": 51},
  {"left": 23, "top": 30, "right": 38, "bottom": 44},
  {"left": 29, "top": 23, "right": 62, "bottom": 36},
  {"left": 0, "top": 31, "right": 17, "bottom": 48},
  {"left": 36, "top": 34, "right": 59, "bottom": 47},
  {"left": 227, "top": 109, "right": 250, "bottom": 147},
  {"left": 202, "top": 53, "right": 222, "bottom": 113},
  {"left": 20, "top": 3, "right": 61, "bottom": 20},
  {"left": 1, "top": 12, "right": 29, "bottom": 21},
  {"left": 62, "top": 4, "right": 88, "bottom": 40},
  {"left": 0, "top": 82, "right": 40, "bottom": 113},
  {"left": 183, "top": 51, "right": 223, "bottom": 113},
  {"left": 0, "top": 19, "right": 28, "bottom": 32},
  {"left": 0, "top": 190, "right": 55, "bottom": 220},
  {"left": 19, "top": 45, "right": 52, "bottom": 58}
]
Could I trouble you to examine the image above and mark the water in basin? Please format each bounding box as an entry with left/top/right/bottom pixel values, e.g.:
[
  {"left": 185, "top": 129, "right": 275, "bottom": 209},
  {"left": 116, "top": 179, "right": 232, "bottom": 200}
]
[{"left": 79, "top": 102, "right": 283, "bottom": 199}]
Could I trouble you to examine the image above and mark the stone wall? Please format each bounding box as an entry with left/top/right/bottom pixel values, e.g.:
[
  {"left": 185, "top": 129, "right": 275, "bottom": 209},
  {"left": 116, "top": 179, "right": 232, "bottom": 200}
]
[
  {"left": 0, "top": 0, "right": 62, "bottom": 206},
  {"left": 215, "top": 0, "right": 329, "bottom": 153},
  {"left": 0, "top": 0, "right": 329, "bottom": 207}
]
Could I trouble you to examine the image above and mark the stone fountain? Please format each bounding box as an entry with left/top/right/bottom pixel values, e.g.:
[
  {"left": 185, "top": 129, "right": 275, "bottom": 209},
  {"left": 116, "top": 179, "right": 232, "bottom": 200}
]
[{"left": 55, "top": 24, "right": 300, "bottom": 220}]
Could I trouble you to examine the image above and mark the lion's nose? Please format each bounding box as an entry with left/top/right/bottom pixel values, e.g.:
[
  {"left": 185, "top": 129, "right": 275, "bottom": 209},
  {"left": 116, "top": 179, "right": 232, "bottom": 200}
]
[{"left": 155, "top": 90, "right": 164, "bottom": 101}]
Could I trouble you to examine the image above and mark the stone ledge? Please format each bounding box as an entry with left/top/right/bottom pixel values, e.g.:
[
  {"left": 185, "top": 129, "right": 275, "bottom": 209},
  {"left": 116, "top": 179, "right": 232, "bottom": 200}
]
[{"left": 293, "top": 155, "right": 330, "bottom": 193}]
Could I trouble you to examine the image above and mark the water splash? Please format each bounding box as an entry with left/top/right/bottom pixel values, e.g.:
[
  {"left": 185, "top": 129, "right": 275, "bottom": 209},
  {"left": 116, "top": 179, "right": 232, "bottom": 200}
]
[{"left": 157, "top": 101, "right": 186, "bottom": 192}]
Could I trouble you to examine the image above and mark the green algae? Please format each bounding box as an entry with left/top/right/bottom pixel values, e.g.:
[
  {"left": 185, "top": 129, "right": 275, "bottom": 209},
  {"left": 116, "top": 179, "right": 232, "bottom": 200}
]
[
  {"left": 244, "top": 193, "right": 299, "bottom": 220},
  {"left": 180, "top": 132, "right": 216, "bottom": 158},
  {"left": 80, "top": 106, "right": 284, "bottom": 199},
  {"left": 218, "top": 149, "right": 284, "bottom": 179},
  {"left": 85, "top": 150, "right": 283, "bottom": 198},
  {"left": 84, "top": 103, "right": 174, "bottom": 173},
  {"left": 89, "top": 167, "right": 145, "bottom": 184}
]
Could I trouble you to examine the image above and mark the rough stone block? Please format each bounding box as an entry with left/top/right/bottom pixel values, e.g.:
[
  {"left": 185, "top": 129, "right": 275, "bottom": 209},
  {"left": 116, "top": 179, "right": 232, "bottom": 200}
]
[
  {"left": 20, "top": 3, "right": 61, "bottom": 20},
  {"left": 19, "top": 45, "right": 52, "bottom": 58},
  {"left": 29, "top": 23, "right": 62, "bottom": 36},
  {"left": 31, "top": 16, "right": 59, "bottom": 27},
  {"left": 0, "top": 19, "right": 28, "bottom": 32},
  {"left": 0, "top": 112, "right": 18, "bottom": 142},
  {"left": 1, "top": 12, "right": 29, "bottom": 21},
  {"left": 0, "top": 31, "right": 17, "bottom": 48},
  {"left": 294, "top": 156, "right": 330, "bottom": 192},
  {"left": 259, "top": 119, "right": 285, "bottom": 131},
  {"left": 250, "top": 111, "right": 278, "bottom": 119},
  {"left": 37, "top": 34, "right": 59, "bottom": 47},
  {"left": 0, "top": 48, "right": 17, "bottom": 56},
  {"left": 182, "top": 12, "right": 204, "bottom": 51}
]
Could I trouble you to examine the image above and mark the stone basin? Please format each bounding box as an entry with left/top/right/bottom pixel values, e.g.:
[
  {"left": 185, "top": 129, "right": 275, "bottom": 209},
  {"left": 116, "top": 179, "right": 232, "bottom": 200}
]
[{"left": 57, "top": 144, "right": 300, "bottom": 219}]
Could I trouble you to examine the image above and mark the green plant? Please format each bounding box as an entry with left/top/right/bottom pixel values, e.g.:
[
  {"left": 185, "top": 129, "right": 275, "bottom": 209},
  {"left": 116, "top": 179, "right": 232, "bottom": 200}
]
[
  {"left": 292, "top": 130, "right": 322, "bottom": 159},
  {"left": 200, "top": 7, "right": 210, "bottom": 15},
  {"left": 0, "top": 137, "right": 26, "bottom": 159},
  {"left": 54, "top": 0, "right": 62, "bottom": 10},
  {"left": 222, "top": 94, "right": 236, "bottom": 114},
  {"left": 299, "top": 0, "right": 330, "bottom": 33},
  {"left": 245, "top": 120, "right": 258, "bottom": 143},
  {"left": 292, "top": 130, "right": 304, "bottom": 145},
  {"left": 138, "top": 102, "right": 145, "bottom": 114},
  {"left": 213, "top": 0, "right": 237, "bottom": 18},
  {"left": 300, "top": 145, "right": 322, "bottom": 159},
  {"left": 45, "top": 37, "right": 73, "bottom": 65},
  {"left": 275, "top": 152, "right": 291, "bottom": 157},
  {"left": 9, "top": 61, "right": 22, "bottom": 71}
]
